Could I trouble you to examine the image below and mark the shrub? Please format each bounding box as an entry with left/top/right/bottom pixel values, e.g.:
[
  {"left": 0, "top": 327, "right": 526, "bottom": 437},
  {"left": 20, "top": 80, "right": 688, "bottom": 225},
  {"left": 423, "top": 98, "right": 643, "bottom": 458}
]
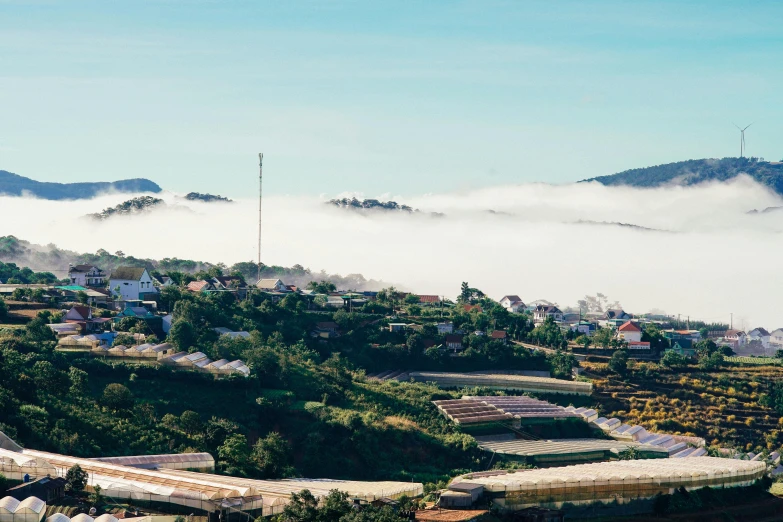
[{"left": 102, "top": 383, "right": 134, "bottom": 410}]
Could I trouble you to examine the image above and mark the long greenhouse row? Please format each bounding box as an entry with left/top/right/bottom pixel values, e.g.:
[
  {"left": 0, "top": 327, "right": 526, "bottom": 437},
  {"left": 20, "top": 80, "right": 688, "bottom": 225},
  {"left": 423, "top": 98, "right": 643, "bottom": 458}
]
[
  {"left": 475, "top": 437, "right": 669, "bottom": 465},
  {"left": 451, "top": 457, "right": 766, "bottom": 509},
  {"left": 0, "top": 444, "right": 422, "bottom": 517},
  {"left": 412, "top": 372, "right": 592, "bottom": 395},
  {"left": 433, "top": 396, "right": 581, "bottom": 426}
]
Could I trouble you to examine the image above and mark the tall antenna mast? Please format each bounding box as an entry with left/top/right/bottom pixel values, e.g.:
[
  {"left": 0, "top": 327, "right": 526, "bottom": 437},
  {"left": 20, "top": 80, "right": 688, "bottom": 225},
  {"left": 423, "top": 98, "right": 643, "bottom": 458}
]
[{"left": 258, "top": 152, "right": 264, "bottom": 281}]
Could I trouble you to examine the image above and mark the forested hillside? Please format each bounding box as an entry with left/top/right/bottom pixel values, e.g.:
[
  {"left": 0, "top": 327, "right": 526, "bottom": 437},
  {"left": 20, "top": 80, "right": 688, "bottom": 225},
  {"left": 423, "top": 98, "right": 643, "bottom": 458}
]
[
  {"left": 584, "top": 157, "right": 783, "bottom": 195},
  {"left": 0, "top": 283, "right": 579, "bottom": 485}
]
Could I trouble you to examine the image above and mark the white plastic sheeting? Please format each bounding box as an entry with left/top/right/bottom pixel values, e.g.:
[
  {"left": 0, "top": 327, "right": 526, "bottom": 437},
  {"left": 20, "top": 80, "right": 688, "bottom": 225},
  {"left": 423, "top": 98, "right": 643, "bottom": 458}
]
[
  {"left": 91, "top": 453, "right": 215, "bottom": 472},
  {"left": 0, "top": 497, "right": 45, "bottom": 522},
  {"left": 5, "top": 447, "right": 421, "bottom": 517},
  {"left": 452, "top": 457, "right": 766, "bottom": 510},
  {"left": 409, "top": 372, "right": 592, "bottom": 395},
  {"left": 0, "top": 449, "right": 58, "bottom": 481}
]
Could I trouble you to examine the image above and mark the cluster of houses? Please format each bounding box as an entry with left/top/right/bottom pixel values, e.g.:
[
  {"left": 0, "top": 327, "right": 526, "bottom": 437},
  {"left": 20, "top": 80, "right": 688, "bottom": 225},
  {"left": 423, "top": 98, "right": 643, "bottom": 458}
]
[
  {"left": 496, "top": 294, "right": 783, "bottom": 357},
  {"left": 5, "top": 264, "right": 782, "bottom": 362},
  {"left": 4, "top": 264, "right": 253, "bottom": 377}
]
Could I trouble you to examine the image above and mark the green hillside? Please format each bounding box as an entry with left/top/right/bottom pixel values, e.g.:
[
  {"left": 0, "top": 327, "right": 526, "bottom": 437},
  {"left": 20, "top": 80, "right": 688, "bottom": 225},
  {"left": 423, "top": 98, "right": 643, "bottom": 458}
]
[
  {"left": 0, "top": 277, "right": 571, "bottom": 485},
  {"left": 583, "top": 157, "right": 783, "bottom": 195}
]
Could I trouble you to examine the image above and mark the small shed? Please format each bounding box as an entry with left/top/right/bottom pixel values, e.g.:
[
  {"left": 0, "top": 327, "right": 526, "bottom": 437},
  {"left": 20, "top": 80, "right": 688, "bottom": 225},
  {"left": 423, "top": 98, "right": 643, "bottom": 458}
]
[
  {"left": 7, "top": 477, "right": 66, "bottom": 502},
  {"left": 447, "top": 482, "right": 484, "bottom": 503},
  {"left": 439, "top": 491, "right": 473, "bottom": 509}
]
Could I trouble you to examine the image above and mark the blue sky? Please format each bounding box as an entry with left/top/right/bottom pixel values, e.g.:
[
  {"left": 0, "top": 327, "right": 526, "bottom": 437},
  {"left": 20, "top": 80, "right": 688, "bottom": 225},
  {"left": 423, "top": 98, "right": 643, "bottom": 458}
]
[{"left": 1, "top": 0, "right": 782, "bottom": 197}]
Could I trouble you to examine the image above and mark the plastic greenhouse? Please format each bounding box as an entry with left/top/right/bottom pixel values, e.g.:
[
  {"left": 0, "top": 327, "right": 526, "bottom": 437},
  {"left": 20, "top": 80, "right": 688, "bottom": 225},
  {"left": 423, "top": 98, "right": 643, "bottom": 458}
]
[
  {"left": 44, "top": 514, "right": 70, "bottom": 522},
  {"left": 91, "top": 453, "right": 215, "bottom": 472},
  {"left": 451, "top": 457, "right": 766, "bottom": 510},
  {"left": 410, "top": 372, "right": 592, "bottom": 395},
  {"left": 0, "top": 441, "right": 422, "bottom": 518},
  {"left": 475, "top": 438, "right": 669, "bottom": 465},
  {"left": 0, "top": 497, "right": 45, "bottom": 522}
]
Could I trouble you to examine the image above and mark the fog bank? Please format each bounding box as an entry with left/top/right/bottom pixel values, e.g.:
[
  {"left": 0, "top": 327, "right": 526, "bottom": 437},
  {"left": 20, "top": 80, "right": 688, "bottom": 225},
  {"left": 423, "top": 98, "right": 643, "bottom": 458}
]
[{"left": 1, "top": 176, "right": 781, "bottom": 328}]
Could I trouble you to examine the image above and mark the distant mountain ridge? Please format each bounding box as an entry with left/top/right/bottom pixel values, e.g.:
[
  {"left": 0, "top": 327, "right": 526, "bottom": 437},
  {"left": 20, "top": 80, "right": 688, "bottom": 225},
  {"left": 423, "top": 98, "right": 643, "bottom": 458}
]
[
  {"left": 0, "top": 170, "right": 161, "bottom": 199},
  {"left": 583, "top": 157, "right": 783, "bottom": 196}
]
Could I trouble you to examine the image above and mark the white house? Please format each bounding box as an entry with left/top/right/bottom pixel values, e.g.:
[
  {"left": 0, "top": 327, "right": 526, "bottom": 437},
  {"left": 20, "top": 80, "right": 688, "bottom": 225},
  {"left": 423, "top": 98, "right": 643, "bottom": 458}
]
[
  {"left": 723, "top": 329, "right": 747, "bottom": 349},
  {"left": 68, "top": 265, "right": 106, "bottom": 287},
  {"left": 533, "top": 305, "right": 563, "bottom": 324},
  {"left": 747, "top": 327, "right": 771, "bottom": 349},
  {"left": 770, "top": 328, "right": 783, "bottom": 349},
  {"left": 499, "top": 295, "right": 526, "bottom": 313},
  {"left": 109, "top": 266, "right": 157, "bottom": 301},
  {"left": 617, "top": 321, "right": 643, "bottom": 343},
  {"left": 256, "top": 278, "right": 288, "bottom": 292}
]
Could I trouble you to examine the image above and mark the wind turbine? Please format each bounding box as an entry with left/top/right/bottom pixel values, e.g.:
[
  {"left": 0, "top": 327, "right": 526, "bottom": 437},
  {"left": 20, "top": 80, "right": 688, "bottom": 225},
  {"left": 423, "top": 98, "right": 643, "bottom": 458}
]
[{"left": 733, "top": 123, "right": 753, "bottom": 158}]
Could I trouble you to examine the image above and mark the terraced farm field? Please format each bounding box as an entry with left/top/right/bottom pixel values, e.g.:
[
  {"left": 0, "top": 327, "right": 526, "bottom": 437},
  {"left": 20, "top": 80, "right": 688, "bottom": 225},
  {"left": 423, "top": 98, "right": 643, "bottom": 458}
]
[
  {"left": 584, "top": 362, "right": 783, "bottom": 452},
  {"left": 726, "top": 356, "right": 780, "bottom": 365}
]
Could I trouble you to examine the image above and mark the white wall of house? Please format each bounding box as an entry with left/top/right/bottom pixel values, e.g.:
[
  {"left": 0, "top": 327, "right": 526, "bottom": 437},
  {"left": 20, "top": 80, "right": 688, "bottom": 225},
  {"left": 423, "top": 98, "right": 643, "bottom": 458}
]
[
  {"left": 771, "top": 329, "right": 783, "bottom": 348},
  {"left": 723, "top": 332, "right": 747, "bottom": 348},
  {"left": 618, "top": 330, "right": 642, "bottom": 343},
  {"left": 748, "top": 329, "right": 771, "bottom": 349},
  {"left": 500, "top": 297, "right": 525, "bottom": 313},
  {"left": 110, "top": 270, "right": 156, "bottom": 301}
]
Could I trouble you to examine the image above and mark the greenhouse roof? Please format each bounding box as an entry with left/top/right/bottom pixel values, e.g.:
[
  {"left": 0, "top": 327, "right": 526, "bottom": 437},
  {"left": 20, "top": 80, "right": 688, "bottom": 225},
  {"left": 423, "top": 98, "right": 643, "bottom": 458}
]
[
  {"left": 0, "top": 497, "right": 20, "bottom": 513},
  {"left": 474, "top": 438, "right": 668, "bottom": 458},
  {"left": 411, "top": 372, "right": 592, "bottom": 395},
  {"left": 434, "top": 396, "right": 583, "bottom": 425},
  {"left": 92, "top": 453, "right": 215, "bottom": 469},
  {"left": 5, "top": 446, "right": 422, "bottom": 511},
  {"left": 453, "top": 457, "right": 765, "bottom": 491},
  {"left": 17, "top": 497, "right": 46, "bottom": 513}
]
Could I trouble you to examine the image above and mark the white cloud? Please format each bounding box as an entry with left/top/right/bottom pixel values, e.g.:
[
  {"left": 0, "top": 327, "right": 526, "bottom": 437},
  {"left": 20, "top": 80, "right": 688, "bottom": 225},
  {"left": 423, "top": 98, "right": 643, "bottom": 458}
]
[{"left": 1, "top": 176, "right": 781, "bottom": 329}]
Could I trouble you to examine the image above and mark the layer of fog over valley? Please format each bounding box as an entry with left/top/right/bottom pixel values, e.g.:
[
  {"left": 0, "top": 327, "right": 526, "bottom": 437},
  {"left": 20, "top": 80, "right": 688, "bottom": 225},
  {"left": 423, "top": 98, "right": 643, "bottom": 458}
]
[{"left": 2, "top": 175, "right": 781, "bottom": 328}]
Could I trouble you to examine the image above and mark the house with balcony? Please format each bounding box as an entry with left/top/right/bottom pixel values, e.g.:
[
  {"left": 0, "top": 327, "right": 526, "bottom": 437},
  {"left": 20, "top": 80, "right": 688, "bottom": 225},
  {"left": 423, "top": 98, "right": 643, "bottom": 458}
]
[
  {"left": 723, "top": 329, "right": 748, "bottom": 349},
  {"left": 533, "top": 304, "right": 564, "bottom": 324},
  {"left": 68, "top": 265, "right": 106, "bottom": 287}
]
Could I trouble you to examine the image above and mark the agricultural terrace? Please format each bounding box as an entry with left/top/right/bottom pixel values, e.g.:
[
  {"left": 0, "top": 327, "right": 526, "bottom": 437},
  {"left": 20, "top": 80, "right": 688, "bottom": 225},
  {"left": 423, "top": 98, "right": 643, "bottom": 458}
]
[
  {"left": 585, "top": 360, "right": 783, "bottom": 453},
  {"left": 725, "top": 356, "right": 780, "bottom": 366}
]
